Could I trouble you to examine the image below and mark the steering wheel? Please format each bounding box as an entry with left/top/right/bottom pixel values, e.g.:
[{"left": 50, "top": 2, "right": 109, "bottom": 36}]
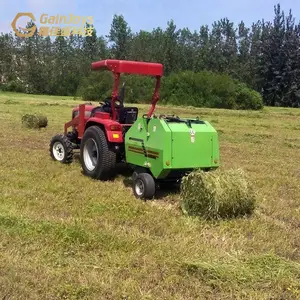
[{"left": 100, "top": 97, "right": 123, "bottom": 109}]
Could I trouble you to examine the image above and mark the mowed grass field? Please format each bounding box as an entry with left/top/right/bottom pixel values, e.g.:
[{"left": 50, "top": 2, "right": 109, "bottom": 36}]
[{"left": 1, "top": 92, "right": 300, "bottom": 300}]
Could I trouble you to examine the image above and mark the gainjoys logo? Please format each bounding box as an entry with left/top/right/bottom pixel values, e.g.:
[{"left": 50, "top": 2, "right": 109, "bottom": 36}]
[{"left": 11, "top": 13, "right": 94, "bottom": 38}]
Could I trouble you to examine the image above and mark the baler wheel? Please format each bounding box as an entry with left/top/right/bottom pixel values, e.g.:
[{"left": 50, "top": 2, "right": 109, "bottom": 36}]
[
  {"left": 133, "top": 173, "right": 155, "bottom": 200},
  {"left": 80, "top": 125, "right": 116, "bottom": 180},
  {"left": 132, "top": 166, "right": 148, "bottom": 181},
  {"left": 49, "top": 134, "right": 73, "bottom": 164}
]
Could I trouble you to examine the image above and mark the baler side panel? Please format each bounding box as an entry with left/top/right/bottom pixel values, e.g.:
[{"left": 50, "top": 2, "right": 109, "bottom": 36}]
[
  {"left": 142, "top": 119, "right": 172, "bottom": 178},
  {"left": 125, "top": 118, "right": 172, "bottom": 178},
  {"left": 125, "top": 118, "right": 148, "bottom": 169},
  {"left": 212, "top": 132, "right": 220, "bottom": 166}
]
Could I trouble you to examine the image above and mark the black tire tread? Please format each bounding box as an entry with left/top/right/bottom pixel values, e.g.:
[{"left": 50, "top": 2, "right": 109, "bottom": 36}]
[
  {"left": 132, "top": 166, "right": 149, "bottom": 181},
  {"left": 49, "top": 134, "right": 73, "bottom": 164},
  {"left": 133, "top": 173, "right": 156, "bottom": 200},
  {"left": 80, "top": 126, "right": 116, "bottom": 180}
]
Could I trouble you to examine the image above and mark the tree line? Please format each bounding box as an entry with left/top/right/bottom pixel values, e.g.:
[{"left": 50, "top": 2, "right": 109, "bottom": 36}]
[{"left": 0, "top": 3, "right": 299, "bottom": 109}]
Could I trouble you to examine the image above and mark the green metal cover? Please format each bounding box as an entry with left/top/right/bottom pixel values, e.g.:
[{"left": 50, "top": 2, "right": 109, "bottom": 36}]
[
  {"left": 125, "top": 117, "right": 220, "bottom": 179},
  {"left": 166, "top": 121, "right": 217, "bottom": 168}
]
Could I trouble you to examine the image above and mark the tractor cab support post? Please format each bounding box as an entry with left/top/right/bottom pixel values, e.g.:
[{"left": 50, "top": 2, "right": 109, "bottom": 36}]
[
  {"left": 147, "top": 76, "right": 161, "bottom": 118},
  {"left": 111, "top": 72, "right": 120, "bottom": 121}
]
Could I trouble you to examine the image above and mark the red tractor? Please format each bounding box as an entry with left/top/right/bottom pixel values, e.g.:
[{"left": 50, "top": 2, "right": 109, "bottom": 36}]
[
  {"left": 49, "top": 59, "right": 163, "bottom": 181},
  {"left": 49, "top": 59, "right": 220, "bottom": 199}
]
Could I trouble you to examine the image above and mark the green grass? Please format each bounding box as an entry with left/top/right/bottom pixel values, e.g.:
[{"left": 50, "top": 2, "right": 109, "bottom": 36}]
[{"left": 1, "top": 91, "right": 300, "bottom": 299}]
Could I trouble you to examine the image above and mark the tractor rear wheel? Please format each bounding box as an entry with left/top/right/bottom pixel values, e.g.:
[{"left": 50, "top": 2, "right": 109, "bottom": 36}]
[
  {"left": 49, "top": 134, "right": 73, "bottom": 164},
  {"left": 133, "top": 173, "right": 156, "bottom": 200},
  {"left": 80, "top": 125, "right": 116, "bottom": 181}
]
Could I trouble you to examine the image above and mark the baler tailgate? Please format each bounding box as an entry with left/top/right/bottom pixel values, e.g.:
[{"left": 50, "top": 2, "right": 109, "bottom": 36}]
[{"left": 167, "top": 122, "right": 216, "bottom": 169}]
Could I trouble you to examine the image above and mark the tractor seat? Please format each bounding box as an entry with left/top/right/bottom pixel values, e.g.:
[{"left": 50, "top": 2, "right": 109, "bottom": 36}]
[
  {"left": 118, "top": 107, "right": 139, "bottom": 124},
  {"left": 90, "top": 105, "right": 112, "bottom": 117},
  {"left": 90, "top": 105, "right": 138, "bottom": 124}
]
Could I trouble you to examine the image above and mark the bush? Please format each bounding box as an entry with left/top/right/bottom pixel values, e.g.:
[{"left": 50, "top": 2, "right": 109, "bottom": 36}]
[
  {"left": 180, "top": 168, "right": 256, "bottom": 220},
  {"left": 77, "top": 71, "right": 114, "bottom": 101},
  {"left": 235, "top": 83, "right": 264, "bottom": 110},
  {"left": 160, "top": 71, "right": 263, "bottom": 110},
  {"left": 123, "top": 75, "right": 155, "bottom": 104},
  {"left": 77, "top": 71, "right": 155, "bottom": 104},
  {"left": 76, "top": 70, "right": 264, "bottom": 110},
  {"left": 81, "top": 85, "right": 103, "bottom": 101},
  {"left": 160, "top": 72, "right": 205, "bottom": 107},
  {"left": 2, "top": 80, "right": 27, "bottom": 93}
]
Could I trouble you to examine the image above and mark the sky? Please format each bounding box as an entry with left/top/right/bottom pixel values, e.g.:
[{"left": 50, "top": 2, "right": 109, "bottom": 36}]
[{"left": 0, "top": 0, "right": 299, "bottom": 37}]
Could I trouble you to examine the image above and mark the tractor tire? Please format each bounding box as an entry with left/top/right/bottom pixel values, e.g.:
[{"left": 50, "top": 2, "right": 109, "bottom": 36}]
[
  {"left": 49, "top": 134, "right": 73, "bottom": 164},
  {"left": 133, "top": 173, "right": 156, "bottom": 200},
  {"left": 80, "top": 125, "right": 116, "bottom": 181}
]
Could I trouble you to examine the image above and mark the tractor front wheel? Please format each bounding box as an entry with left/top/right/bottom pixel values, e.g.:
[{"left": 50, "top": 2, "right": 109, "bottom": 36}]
[
  {"left": 49, "top": 134, "right": 73, "bottom": 164},
  {"left": 133, "top": 173, "right": 156, "bottom": 200},
  {"left": 80, "top": 125, "right": 116, "bottom": 181}
]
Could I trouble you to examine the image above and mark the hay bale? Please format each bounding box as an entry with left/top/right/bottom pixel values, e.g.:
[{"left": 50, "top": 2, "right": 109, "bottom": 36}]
[
  {"left": 180, "top": 168, "right": 256, "bottom": 220},
  {"left": 22, "top": 114, "right": 48, "bottom": 129}
]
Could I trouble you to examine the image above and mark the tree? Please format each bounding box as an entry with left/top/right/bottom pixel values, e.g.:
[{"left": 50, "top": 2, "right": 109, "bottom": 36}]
[
  {"left": 128, "top": 30, "right": 154, "bottom": 61},
  {"left": 1, "top": 2, "right": 300, "bottom": 108},
  {"left": 280, "top": 10, "right": 300, "bottom": 107},
  {"left": 236, "top": 21, "right": 251, "bottom": 83},
  {"left": 162, "top": 20, "right": 180, "bottom": 74},
  {"left": 107, "top": 14, "right": 132, "bottom": 59},
  {"left": 177, "top": 27, "right": 196, "bottom": 71},
  {"left": 258, "top": 4, "right": 286, "bottom": 106},
  {"left": 0, "top": 33, "right": 15, "bottom": 84},
  {"left": 195, "top": 25, "right": 211, "bottom": 72}
]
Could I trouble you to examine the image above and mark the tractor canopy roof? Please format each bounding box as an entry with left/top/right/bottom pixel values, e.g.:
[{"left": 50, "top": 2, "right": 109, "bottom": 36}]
[{"left": 91, "top": 59, "right": 163, "bottom": 77}]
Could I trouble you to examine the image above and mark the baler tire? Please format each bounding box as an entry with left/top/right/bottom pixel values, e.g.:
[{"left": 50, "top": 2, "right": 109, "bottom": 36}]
[
  {"left": 133, "top": 173, "right": 156, "bottom": 200},
  {"left": 49, "top": 134, "right": 73, "bottom": 164},
  {"left": 80, "top": 125, "right": 116, "bottom": 181},
  {"left": 132, "top": 167, "right": 149, "bottom": 181}
]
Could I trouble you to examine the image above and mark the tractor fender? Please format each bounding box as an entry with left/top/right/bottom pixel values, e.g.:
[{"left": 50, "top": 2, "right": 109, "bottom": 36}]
[{"left": 85, "top": 118, "right": 123, "bottom": 143}]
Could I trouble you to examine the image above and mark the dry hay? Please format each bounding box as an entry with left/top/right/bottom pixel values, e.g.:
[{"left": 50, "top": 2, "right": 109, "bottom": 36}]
[
  {"left": 22, "top": 114, "right": 48, "bottom": 129},
  {"left": 180, "top": 168, "right": 256, "bottom": 220}
]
